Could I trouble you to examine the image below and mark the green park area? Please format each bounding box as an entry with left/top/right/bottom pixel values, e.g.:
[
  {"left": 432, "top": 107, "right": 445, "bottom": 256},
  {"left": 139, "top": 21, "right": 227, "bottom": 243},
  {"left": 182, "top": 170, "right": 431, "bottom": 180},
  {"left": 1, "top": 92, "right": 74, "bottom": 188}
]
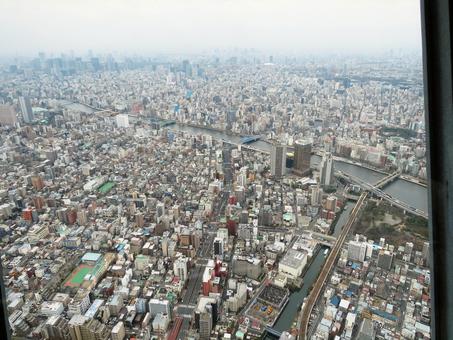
[
  {"left": 98, "top": 182, "right": 115, "bottom": 194},
  {"left": 353, "top": 200, "right": 428, "bottom": 250}
]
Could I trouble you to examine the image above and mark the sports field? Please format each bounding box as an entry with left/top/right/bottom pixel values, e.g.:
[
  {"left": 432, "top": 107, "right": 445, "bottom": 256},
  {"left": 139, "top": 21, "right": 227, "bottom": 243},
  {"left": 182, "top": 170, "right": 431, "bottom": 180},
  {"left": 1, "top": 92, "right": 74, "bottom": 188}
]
[
  {"left": 98, "top": 182, "right": 115, "bottom": 194},
  {"left": 64, "top": 265, "right": 94, "bottom": 287}
]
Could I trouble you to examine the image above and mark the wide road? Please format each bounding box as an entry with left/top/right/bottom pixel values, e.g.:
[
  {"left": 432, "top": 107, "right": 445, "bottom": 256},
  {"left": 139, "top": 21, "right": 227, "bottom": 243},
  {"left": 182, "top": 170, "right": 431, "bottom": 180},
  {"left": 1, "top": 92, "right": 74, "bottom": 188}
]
[
  {"left": 298, "top": 192, "right": 368, "bottom": 339},
  {"left": 175, "top": 233, "right": 214, "bottom": 338}
]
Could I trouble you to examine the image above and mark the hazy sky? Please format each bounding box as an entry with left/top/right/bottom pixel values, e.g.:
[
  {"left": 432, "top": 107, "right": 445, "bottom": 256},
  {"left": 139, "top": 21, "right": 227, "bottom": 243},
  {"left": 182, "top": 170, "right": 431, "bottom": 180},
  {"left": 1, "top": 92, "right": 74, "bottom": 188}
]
[{"left": 0, "top": 0, "right": 422, "bottom": 56}]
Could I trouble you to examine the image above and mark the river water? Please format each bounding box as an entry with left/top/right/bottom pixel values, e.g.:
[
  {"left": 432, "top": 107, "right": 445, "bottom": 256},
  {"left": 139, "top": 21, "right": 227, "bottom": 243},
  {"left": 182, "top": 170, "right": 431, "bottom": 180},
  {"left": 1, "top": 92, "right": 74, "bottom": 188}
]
[
  {"left": 169, "top": 123, "right": 429, "bottom": 335},
  {"left": 170, "top": 124, "right": 428, "bottom": 214},
  {"left": 58, "top": 100, "right": 428, "bottom": 213}
]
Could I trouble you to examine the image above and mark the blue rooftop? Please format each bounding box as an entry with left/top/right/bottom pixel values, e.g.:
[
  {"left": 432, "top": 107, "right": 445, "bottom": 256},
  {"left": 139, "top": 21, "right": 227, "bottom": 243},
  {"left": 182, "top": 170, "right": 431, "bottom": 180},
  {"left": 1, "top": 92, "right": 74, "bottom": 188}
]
[{"left": 330, "top": 295, "right": 340, "bottom": 307}]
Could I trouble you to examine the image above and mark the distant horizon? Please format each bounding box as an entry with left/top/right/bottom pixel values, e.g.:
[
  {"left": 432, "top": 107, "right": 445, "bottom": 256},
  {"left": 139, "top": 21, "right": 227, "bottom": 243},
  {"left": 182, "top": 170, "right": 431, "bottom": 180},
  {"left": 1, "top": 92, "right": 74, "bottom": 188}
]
[
  {"left": 0, "top": 0, "right": 422, "bottom": 58},
  {"left": 0, "top": 48, "right": 423, "bottom": 64}
]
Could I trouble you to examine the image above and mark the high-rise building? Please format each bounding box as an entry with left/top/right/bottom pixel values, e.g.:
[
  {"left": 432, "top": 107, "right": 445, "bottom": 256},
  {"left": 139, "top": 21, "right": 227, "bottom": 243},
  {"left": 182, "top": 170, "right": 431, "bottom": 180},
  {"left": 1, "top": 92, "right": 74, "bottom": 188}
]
[
  {"left": 173, "top": 256, "right": 189, "bottom": 282},
  {"left": 213, "top": 238, "right": 224, "bottom": 257},
  {"left": 199, "top": 310, "right": 212, "bottom": 339},
  {"left": 19, "top": 96, "right": 34, "bottom": 123},
  {"left": 80, "top": 318, "right": 110, "bottom": 340},
  {"left": 325, "top": 195, "right": 337, "bottom": 211},
  {"left": 271, "top": 144, "right": 286, "bottom": 178},
  {"left": 68, "top": 290, "right": 91, "bottom": 317},
  {"left": 293, "top": 140, "right": 312, "bottom": 176},
  {"left": 347, "top": 240, "right": 367, "bottom": 262},
  {"left": 0, "top": 104, "right": 18, "bottom": 126},
  {"left": 310, "top": 185, "right": 323, "bottom": 206},
  {"left": 405, "top": 242, "right": 414, "bottom": 256},
  {"left": 259, "top": 204, "right": 273, "bottom": 226},
  {"left": 319, "top": 152, "right": 334, "bottom": 186}
]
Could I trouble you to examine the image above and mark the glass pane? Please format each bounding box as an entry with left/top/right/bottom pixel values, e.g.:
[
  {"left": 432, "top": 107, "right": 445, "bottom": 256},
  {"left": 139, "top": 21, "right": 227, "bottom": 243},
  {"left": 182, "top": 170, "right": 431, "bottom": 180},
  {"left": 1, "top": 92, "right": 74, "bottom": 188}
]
[{"left": 0, "top": 1, "right": 428, "bottom": 340}]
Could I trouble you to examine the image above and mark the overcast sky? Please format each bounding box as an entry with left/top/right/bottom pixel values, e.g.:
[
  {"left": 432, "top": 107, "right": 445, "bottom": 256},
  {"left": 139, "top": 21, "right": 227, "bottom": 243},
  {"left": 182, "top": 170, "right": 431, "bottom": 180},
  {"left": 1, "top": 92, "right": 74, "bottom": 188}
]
[{"left": 0, "top": 0, "right": 422, "bottom": 56}]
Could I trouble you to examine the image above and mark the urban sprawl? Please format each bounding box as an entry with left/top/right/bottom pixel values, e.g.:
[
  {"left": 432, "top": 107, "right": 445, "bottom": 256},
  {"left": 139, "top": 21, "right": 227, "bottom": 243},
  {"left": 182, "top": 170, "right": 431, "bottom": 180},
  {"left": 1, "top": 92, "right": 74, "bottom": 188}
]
[{"left": 0, "top": 53, "right": 430, "bottom": 340}]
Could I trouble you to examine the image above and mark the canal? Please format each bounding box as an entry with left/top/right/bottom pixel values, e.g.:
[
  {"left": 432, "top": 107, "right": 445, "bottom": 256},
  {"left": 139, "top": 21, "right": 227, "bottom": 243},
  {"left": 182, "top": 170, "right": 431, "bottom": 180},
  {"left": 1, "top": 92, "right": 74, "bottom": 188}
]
[
  {"left": 60, "top": 101, "right": 428, "bottom": 335},
  {"left": 271, "top": 201, "right": 355, "bottom": 333}
]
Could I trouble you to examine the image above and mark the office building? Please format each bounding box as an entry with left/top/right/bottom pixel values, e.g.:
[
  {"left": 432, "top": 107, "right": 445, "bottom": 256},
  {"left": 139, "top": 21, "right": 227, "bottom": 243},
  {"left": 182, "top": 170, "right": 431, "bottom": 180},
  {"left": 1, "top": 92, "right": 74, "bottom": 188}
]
[
  {"left": 293, "top": 140, "right": 312, "bottom": 175},
  {"left": 232, "top": 256, "right": 263, "bottom": 280},
  {"left": 310, "top": 185, "right": 323, "bottom": 206},
  {"left": 199, "top": 311, "right": 212, "bottom": 339},
  {"left": 319, "top": 152, "right": 334, "bottom": 186},
  {"left": 271, "top": 144, "right": 286, "bottom": 178},
  {"left": 173, "top": 256, "right": 189, "bottom": 282},
  {"left": 0, "top": 104, "right": 18, "bottom": 126},
  {"left": 213, "top": 238, "right": 224, "bottom": 257},
  {"left": 19, "top": 96, "right": 33, "bottom": 123}
]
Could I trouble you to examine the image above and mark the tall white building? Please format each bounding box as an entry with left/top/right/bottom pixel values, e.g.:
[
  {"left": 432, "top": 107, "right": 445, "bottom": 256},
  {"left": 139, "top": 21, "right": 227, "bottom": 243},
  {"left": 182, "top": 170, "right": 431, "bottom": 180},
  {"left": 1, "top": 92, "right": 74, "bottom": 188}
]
[
  {"left": 310, "top": 185, "right": 323, "bottom": 206},
  {"left": 319, "top": 152, "right": 334, "bottom": 186},
  {"left": 271, "top": 144, "right": 286, "bottom": 178},
  {"left": 347, "top": 240, "right": 367, "bottom": 262},
  {"left": 116, "top": 114, "right": 129, "bottom": 128},
  {"left": 173, "top": 256, "right": 189, "bottom": 282},
  {"left": 19, "top": 96, "right": 33, "bottom": 123}
]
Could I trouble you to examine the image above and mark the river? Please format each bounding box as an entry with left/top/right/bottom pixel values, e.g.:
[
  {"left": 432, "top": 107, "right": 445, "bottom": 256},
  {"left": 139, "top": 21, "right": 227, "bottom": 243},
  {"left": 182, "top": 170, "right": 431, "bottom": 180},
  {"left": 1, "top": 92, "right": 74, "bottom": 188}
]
[
  {"left": 170, "top": 123, "right": 428, "bottom": 214},
  {"left": 58, "top": 100, "right": 428, "bottom": 213},
  {"left": 59, "top": 101, "right": 428, "bottom": 335},
  {"left": 60, "top": 100, "right": 428, "bottom": 212}
]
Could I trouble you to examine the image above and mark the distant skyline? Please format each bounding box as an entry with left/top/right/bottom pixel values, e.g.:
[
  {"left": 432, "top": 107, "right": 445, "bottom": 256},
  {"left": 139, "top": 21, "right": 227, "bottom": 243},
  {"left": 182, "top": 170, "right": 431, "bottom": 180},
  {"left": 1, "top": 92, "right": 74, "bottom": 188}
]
[{"left": 0, "top": 0, "right": 422, "bottom": 57}]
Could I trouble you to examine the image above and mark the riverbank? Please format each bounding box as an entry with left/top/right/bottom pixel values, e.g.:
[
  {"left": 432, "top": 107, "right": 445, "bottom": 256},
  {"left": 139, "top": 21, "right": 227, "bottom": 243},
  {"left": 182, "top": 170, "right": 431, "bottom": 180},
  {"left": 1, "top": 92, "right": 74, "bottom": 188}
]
[{"left": 58, "top": 99, "right": 428, "bottom": 214}]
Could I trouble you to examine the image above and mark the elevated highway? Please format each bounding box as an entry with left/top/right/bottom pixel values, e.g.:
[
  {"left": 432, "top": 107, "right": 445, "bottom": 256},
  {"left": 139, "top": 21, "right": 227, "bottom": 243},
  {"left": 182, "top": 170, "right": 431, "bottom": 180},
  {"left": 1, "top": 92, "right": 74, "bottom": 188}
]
[
  {"left": 298, "top": 192, "right": 368, "bottom": 339},
  {"left": 336, "top": 170, "right": 428, "bottom": 219}
]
